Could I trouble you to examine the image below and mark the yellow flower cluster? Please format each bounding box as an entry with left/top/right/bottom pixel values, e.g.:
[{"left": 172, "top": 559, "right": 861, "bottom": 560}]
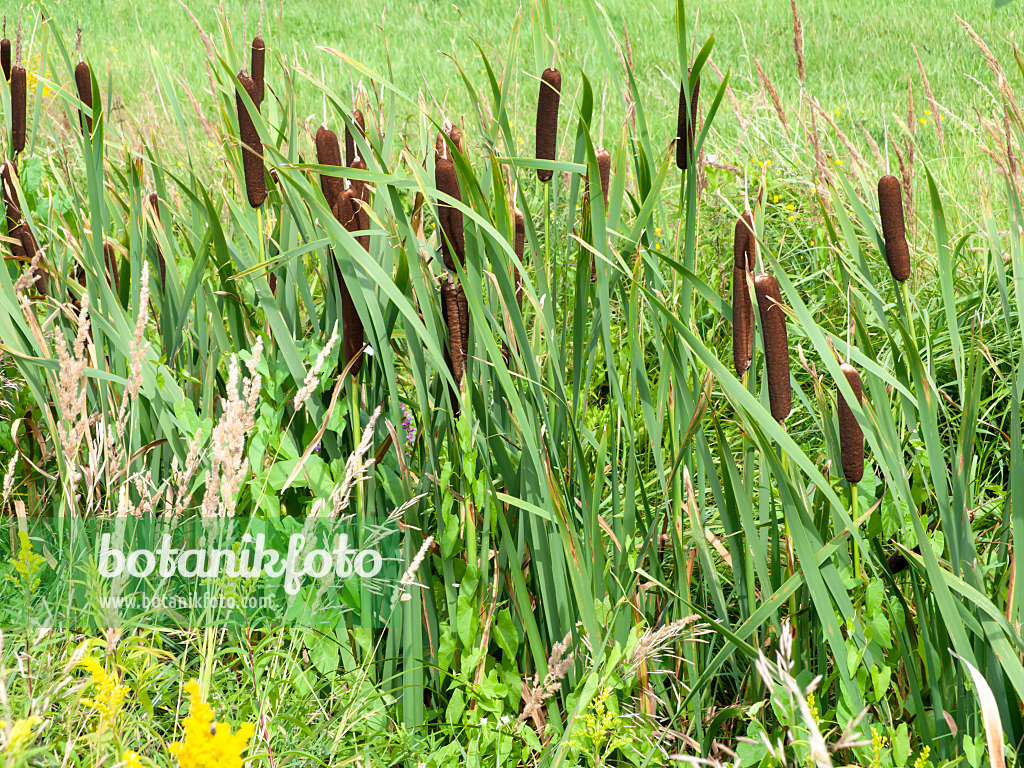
[
  {"left": 2, "top": 715, "right": 42, "bottom": 757},
  {"left": 81, "top": 657, "right": 128, "bottom": 724},
  {"left": 124, "top": 749, "right": 143, "bottom": 768},
  {"left": 8, "top": 530, "right": 46, "bottom": 592},
  {"left": 168, "top": 681, "right": 255, "bottom": 768}
]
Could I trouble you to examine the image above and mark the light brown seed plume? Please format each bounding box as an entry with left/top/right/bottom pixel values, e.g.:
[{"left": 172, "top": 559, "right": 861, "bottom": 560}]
[
  {"left": 332, "top": 189, "right": 365, "bottom": 377},
  {"left": 535, "top": 68, "right": 562, "bottom": 182},
  {"left": 791, "top": 0, "right": 805, "bottom": 84},
  {"left": 251, "top": 36, "right": 265, "bottom": 107},
  {"left": 314, "top": 124, "right": 343, "bottom": 206},
  {"left": 346, "top": 109, "right": 365, "bottom": 166},
  {"left": 236, "top": 71, "right": 267, "bottom": 208},
  {"left": 732, "top": 211, "right": 755, "bottom": 376},
  {"left": 435, "top": 155, "right": 464, "bottom": 270},
  {"left": 837, "top": 362, "right": 865, "bottom": 483},
  {"left": 676, "top": 70, "right": 701, "bottom": 169},
  {"left": 877, "top": 174, "right": 910, "bottom": 281},
  {"left": 753, "top": 58, "right": 789, "bottom": 136},
  {"left": 754, "top": 272, "right": 791, "bottom": 422},
  {"left": 75, "top": 60, "right": 93, "bottom": 134},
  {"left": 11, "top": 63, "right": 26, "bottom": 155}
]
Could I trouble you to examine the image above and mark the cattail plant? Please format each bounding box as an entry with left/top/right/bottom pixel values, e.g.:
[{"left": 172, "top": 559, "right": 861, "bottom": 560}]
[
  {"left": 2, "top": 160, "right": 25, "bottom": 261},
  {"left": 104, "top": 240, "right": 120, "bottom": 295},
  {"left": 331, "top": 188, "right": 365, "bottom": 376},
  {"left": 586, "top": 148, "right": 612, "bottom": 283},
  {"left": 73, "top": 28, "right": 93, "bottom": 135},
  {"left": 440, "top": 276, "right": 466, "bottom": 386},
  {"left": 236, "top": 71, "right": 267, "bottom": 209},
  {"left": 732, "top": 210, "right": 755, "bottom": 376},
  {"left": 251, "top": 35, "right": 266, "bottom": 107},
  {"left": 675, "top": 70, "right": 700, "bottom": 170},
  {"left": 349, "top": 157, "right": 371, "bottom": 251},
  {"left": 435, "top": 135, "right": 465, "bottom": 270},
  {"left": 836, "top": 362, "right": 865, "bottom": 483},
  {"left": 314, "top": 124, "right": 343, "bottom": 206},
  {"left": 535, "top": 68, "right": 561, "bottom": 182},
  {"left": 754, "top": 272, "right": 791, "bottom": 422},
  {"left": 1, "top": 18, "right": 10, "bottom": 82},
  {"left": 11, "top": 35, "right": 26, "bottom": 156},
  {"left": 346, "top": 109, "right": 365, "bottom": 167},
  {"left": 878, "top": 174, "right": 910, "bottom": 281}
]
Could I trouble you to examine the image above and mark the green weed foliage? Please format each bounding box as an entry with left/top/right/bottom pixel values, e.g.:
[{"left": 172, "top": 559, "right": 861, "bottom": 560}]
[{"left": 0, "top": 1, "right": 1022, "bottom": 767}]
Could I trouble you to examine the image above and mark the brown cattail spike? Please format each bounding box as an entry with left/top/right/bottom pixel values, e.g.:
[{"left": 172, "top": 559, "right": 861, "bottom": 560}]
[
  {"left": 440, "top": 277, "right": 466, "bottom": 385},
  {"left": 513, "top": 208, "right": 525, "bottom": 311},
  {"left": 346, "top": 109, "right": 365, "bottom": 166},
  {"left": 676, "top": 71, "right": 700, "bottom": 170},
  {"left": 104, "top": 241, "right": 120, "bottom": 295},
  {"left": 754, "top": 272, "right": 791, "bottom": 422},
  {"left": 535, "top": 68, "right": 561, "bottom": 182},
  {"left": 236, "top": 71, "right": 267, "bottom": 209},
  {"left": 11, "top": 62, "right": 26, "bottom": 155},
  {"left": 314, "top": 124, "right": 343, "bottom": 207},
  {"left": 349, "top": 157, "right": 371, "bottom": 251},
  {"left": 251, "top": 36, "right": 266, "bottom": 107},
  {"left": 595, "top": 148, "right": 611, "bottom": 208},
  {"left": 75, "top": 60, "right": 93, "bottom": 134},
  {"left": 878, "top": 175, "right": 910, "bottom": 281},
  {"left": 837, "top": 362, "right": 865, "bottom": 483},
  {"left": 1, "top": 37, "right": 10, "bottom": 82},
  {"left": 331, "top": 189, "right": 365, "bottom": 377},
  {"left": 732, "top": 210, "right": 755, "bottom": 375},
  {"left": 435, "top": 156, "right": 464, "bottom": 270}
]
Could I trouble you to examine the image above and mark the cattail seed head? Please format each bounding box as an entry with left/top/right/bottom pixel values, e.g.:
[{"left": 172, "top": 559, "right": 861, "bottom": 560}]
[
  {"left": 733, "top": 268, "right": 754, "bottom": 377},
  {"left": 2, "top": 37, "right": 10, "bottom": 81},
  {"left": 11, "top": 63, "right": 26, "bottom": 155},
  {"left": 448, "top": 124, "right": 463, "bottom": 155},
  {"left": 595, "top": 148, "right": 611, "bottom": 207},
  {"left": 733, "top": 210, "right": 754, "bottom": 270},
  {"left": 535, "top": 68, "right": 561, "bottom": 182},
  {"left": 754, "top": 272, "right": 791, "bottom": 422},
  {"left": 314, "top": 124, "right": 343, "bottom": 206},
  {"left": 331, "top": 188, "right": 364, "bottom": 377},
  {"left": 837, "top": 362, "right": 865, "bottom": 483},
  {"left": 676, "top": 72, "right": 701, "bottom": 170},
  {"left": 104, "top": 240, "right": 120, "bottom": 295},
  {"left": 75, "top": 60, "right": 93, "bottom": 134},
  {"left": 251, "top": 35, "right": 266, "bottom": 106},
  {"left": 878, "top": 174, "right": 910, "bottom": 281},
  {"left": 346, "top": 109, "right": 365, "bottom": 166},
  {"left": 236, "top": 70, "right": 267, "bottom": 208},
  {"left": 513, "top": 208, "right": 525, "bottom": 311},
  {"left": 440, "top": 277, "right": 466, "bottom": 385},
  {"left": 435, "top": 156, "right": 464, "bottom": 270}
]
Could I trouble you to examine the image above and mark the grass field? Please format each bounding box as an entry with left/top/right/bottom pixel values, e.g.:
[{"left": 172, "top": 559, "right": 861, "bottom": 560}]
[{"left": 3, "top": 0, "right": 1024, "bottom": 766}]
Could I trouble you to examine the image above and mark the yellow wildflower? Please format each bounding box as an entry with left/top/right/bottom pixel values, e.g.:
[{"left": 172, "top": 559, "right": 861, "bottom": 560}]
[
  {"left": 2, "top": 716, "right": 42, "bottom": 756},
  {"left": 168, "top": 680, "right": 255, "bottom": 768},
  {"left": 8, "top": 530, "right": 46, "bottom": 591},
  {"left": 81, "top": 657, "right": 128, "bottom": 726},
  {"left": 124, "top": 750, "right": 143, "bottom": 768},
  {"left": 788, "top": 216, "right": 795, "bottom": 222},
  {"left": 786, "top": 204, "right": 795, "bottom": 211}
]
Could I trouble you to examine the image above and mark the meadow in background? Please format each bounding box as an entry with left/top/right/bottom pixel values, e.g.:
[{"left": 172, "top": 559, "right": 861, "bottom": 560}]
[{"left": 0, "top": 0, "right": 1023, "bottom": 766}]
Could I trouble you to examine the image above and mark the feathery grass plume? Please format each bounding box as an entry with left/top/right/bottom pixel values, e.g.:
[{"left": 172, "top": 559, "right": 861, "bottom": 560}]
[
  {"left": 314, "top": 124, "right": 343, "bottom": 206},
  {"left": 236, "top": 70, "right": 267, "bottom": 209},
  {"left": 858, "top": 120, "right": 885, "bottom": 169},
  {"left": 912, "top": 45, "right": 944, "bottom": 149},
  {"left": 877, "top": 174, "right": 910, "bottom": 281},
  {"left": 535, "top": 67, "right": 561, "bottom": 182},
  {"left": 675, "top": 69, "right": 700, "bottom": 170},
  {"left": 11, "top": 44, "right": 26, "bottom": 156},
  {"left": 103, "top": 241, "right": 120, "bottom": 295},
  {"left": 790, "top": 0, "right": 805, "bottom": 83},
  {"left": 332, "top": 189, "right": 364, "bottom": 376},
  {"left": 147, "top": 191, "right": 167, "bottom": 286},
  {"left": 753, "top": 58, "right": 789, "bottom": 136},
  {"left": 251, "top": 35, "right": 265, "bottom": 107},
  {"left": 754, "top": 272, "right": 791, "bottom": 422},
  {"left": 434, "top": 151, "right": 464, "bottom": 270},
  {"left": 1, "top": 17, "right": 9, "bottom": 82},
  {"left": 836, "top": 362, "right": 864, "bottom": 483},
  {"left": 732, "top": 211, "right": 755, "bottom": 376},
  {"left": 346, "top": 109, "right": 365, "bottom": 167}
]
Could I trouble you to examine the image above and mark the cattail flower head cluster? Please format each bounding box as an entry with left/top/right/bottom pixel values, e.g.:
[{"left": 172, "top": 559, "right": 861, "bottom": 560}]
[
  {"left": 434, "top": 133, "right": 465, "bottom": 270},
  {"left": 11, "top": 43, "right": 26, "bottom": 155},
  {"left": 1, "top": 17, "right": 10, "bottom": 82},
  {"left": 346, "top": 109, "right": 365, "bottom": 167},
  {"left": 315, "top": 124, "right": 343, "bottom": 206},
  {"left": 754, "top": 272, "right": 791, "bottom": 422},
  {"left": 251, "top": 35, "right": 266, "bottom": 106},
  {"left": 331, "top": 189, "right": 365, "bottom": 377},
  {"left": 74, "top": 28, "right": 93, "bottom": 135},
  {"left": 440, "top": 276, "right": 468, "bottom": 386},
  {"left": 732, "top": 210, "right": 755, "bottom": 376},
  {"left": 877, "top": 175, "right": 910, "bottom": 281},
  {"left": 236, "top": 71, "right": 267, "bottom": 208},
  {"left": 837, "top": 362, "right": 865, "bottom": 483},
  {"left": 535, "top": 68, "right": 561, "bottom": 182},
  {"left": 676, "top": 70, "right": 700, "bottom": 170}
]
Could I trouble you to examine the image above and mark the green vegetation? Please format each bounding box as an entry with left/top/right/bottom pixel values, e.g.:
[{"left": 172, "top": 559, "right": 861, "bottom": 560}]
[{"left": 1, "top": 0, "right": 1023, "bottom": 766}]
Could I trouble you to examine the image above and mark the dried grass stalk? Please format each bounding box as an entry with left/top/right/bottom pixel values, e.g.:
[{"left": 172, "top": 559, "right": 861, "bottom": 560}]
[
  {"left": 877, "top": 174, "right": 910, "bottom": 281},
  {"left": 732, "top": 211, "right": 755, "bottom": 376},
  {"left": 753, "top": 58, "right": 789, "bottom": 136},
  {"left": 346, "top": 109, "right": 365, "bottom": 166},
  {"left": 858, "top": 120, "right": 884, "bottom": 170},
  {"left": 912, "top": 44, "right": 944, "bottom": 149},
  {"left": 754, "top": 272, "right": 791, "bottom": 422},
  {"left": 708, "top": 58, "right": 746, "bottom": 136},
  {"left": 236, "top": 71, "right": 267, "bottom": 208},
  {"left": 536, "top": 68, "right": 562, "bottom": 182},
  {"left": 315, "top": 124, "right": 343, "bottom": 207},
  {"left": 251, "top": 35, "right": 266, "bottom": 106},
  {"left": 790, "top": 0, "right": 805, "bottom": 84},
  {"left": 958, "top": 15, "right": 1024, "bottom": 127},
  {"left": 837, "top": 362, "right": 864, "bottom": 483},
  {"left": 75, "top": 60, "right": 93, "bottom": 134},
  {"left": 813, "top": 99, "right": 867, "bottom": 174},
  {"left": 676, "top": 70, "right": 701, "bottom": 169}
]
